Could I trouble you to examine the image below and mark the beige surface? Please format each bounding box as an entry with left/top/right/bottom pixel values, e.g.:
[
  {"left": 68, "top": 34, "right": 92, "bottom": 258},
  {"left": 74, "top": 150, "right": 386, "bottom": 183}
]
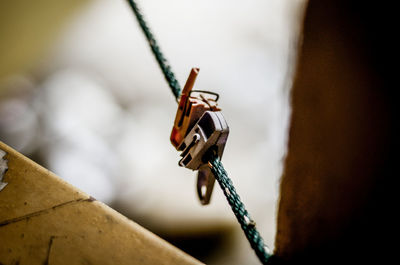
[{"left": 0, "top": 141, "right": 202, "bottom": 265}]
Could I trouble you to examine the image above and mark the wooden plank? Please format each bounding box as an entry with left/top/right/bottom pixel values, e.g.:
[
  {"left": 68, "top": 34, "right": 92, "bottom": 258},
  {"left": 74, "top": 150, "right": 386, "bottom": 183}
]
[
  {"left": 273, "top": 1, "right": 396, "bottom": 264},
  {"left": 0, "top": 141, "right": 202, "bottom": 265}
]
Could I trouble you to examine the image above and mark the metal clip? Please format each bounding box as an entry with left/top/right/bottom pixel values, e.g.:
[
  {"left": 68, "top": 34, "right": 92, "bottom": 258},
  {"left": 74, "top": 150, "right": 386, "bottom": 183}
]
[
  {"left": 170, "top": 68, "right": 220, "bottom": 149},
  {"left": 170, "top": 68, "right": 229, "bottom": 205},
  {"left": 178, "top": 111, "right": 229, "bottom": 204}
]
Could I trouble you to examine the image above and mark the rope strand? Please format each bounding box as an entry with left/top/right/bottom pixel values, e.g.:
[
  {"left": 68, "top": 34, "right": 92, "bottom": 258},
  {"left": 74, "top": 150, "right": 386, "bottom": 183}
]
[
  {"left": 209, "top": 155, "right": 271, "bottom": 263},
  {"left": 127, "top": 0, "right": 181, "bottom": 99},
  {"left": 127, "top": 1, "right": 272, "bottom": 263}
]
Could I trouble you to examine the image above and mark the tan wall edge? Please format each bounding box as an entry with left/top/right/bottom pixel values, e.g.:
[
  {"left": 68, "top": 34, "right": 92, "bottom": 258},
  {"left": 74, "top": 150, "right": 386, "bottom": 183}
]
[{"left": 0, "top": 141, "right": 202, "bottom": 265}]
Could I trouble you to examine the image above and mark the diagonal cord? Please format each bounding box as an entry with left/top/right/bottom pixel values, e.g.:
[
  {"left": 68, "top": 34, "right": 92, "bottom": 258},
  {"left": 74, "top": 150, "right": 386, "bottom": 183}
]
[
  {"left": 208, "top": 155, "right": 272, "bottom": 264},
  {"left": 126, "top": 0, "right": 272, "bottom": 263},
  {"left": 127, "top": 0, "right": 181, "bottom": 99}
]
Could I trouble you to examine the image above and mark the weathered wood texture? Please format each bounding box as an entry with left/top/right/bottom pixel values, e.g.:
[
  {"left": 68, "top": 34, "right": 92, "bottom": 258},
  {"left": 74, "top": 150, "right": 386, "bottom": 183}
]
[
  {"left": 273, "top": 1, "right": 396, "bottom": 264},
  {"left": 0, "top": 141, "right": 202, "bottom": 265}
]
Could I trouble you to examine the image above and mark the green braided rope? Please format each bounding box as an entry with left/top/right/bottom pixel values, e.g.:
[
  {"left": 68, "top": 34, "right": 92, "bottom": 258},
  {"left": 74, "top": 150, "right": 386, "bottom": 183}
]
[
  {"left": 209, "top": 155, "right": 271, "bottom": 264},
  {"left": 127, "top": 1, "right": 272, "bottom": 263},
  {"left": 127, "top": 0, "right": 181, "bottom": 99}
]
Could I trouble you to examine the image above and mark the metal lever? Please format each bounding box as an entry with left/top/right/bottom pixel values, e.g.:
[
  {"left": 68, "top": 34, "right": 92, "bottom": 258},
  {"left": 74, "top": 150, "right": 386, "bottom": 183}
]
[
  {"left": 178, "top": 111, "right": 229, "bottom": 204},
  {"left": 197, "top": 165, "right": 215, "bottom": 205}
]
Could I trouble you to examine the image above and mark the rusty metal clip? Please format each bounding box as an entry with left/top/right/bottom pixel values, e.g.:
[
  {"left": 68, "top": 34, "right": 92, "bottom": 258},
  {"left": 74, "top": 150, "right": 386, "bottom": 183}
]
[
  {"left": 170, "top": 68, "right": 229, "bottom": 205},
  {"left": 170, "top": 68, "right": 220, "bottom": 149}
]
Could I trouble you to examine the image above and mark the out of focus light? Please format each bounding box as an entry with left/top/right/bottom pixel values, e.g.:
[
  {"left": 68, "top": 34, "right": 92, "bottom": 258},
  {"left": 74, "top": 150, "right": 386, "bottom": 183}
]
[{"left": 0, "top": 0, "right": 304, "bottom": 264}]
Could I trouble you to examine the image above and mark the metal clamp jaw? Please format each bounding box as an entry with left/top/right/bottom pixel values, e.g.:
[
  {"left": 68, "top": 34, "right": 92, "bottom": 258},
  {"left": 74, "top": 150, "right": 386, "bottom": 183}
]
[{"left": 170, "top": 68, "right": 229, "bottom": 205}]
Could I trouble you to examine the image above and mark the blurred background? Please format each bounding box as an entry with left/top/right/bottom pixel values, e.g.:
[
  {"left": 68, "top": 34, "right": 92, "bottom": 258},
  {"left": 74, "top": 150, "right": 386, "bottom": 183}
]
[{"left": 0, "top": 0, "right": 304, "bottom": 264}]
